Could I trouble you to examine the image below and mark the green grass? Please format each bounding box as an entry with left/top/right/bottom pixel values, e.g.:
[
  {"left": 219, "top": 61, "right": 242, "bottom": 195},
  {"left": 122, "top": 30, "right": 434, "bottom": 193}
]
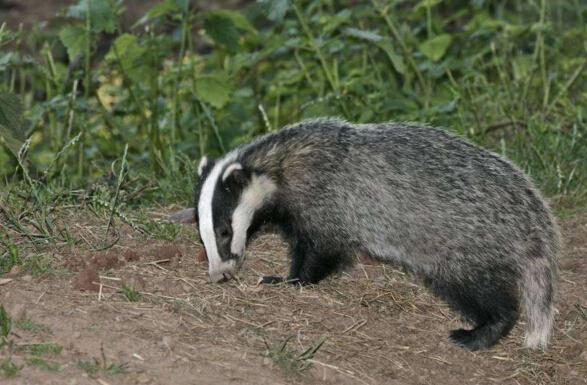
[
  {"left": 77, "top": 359, "right": 126, "bottom": 376},
  {"left": 0, "top": 305, "right": 11, "bottom": 347},
  {"left": 264, "top": 335, "right": 327, "bottom": 378},
  {"left": 17, "top": 343, "right": 63, "bottom": 356},
  {"left": 139, "top": 216, "right": 182, "bottom": 241},
  {"left": 22, "top": 254, "right": 55, "bottom": 276},
  {"left": 0, "top": 356, "right": 20, "bottom": 377},
  {"left": 14, "top": 319, "right": 52, "bottom": 334},
  {"left": 26, "top": 357, "right": 61, "bottom": 372},
  {"left": 118, "top": 285, "right": 142, "bottom": 302},
  {"left": 0, "top": 241, "right": 20, "bottom": 275},
  {"left": 0, "top": 0, "right": 586, "bottom": 261},
  {"left": 77, "top": 346, "right": 127, "bottom": 377},
  {"left": 0, "top": 306, "right": 18, "bottom": 378}
]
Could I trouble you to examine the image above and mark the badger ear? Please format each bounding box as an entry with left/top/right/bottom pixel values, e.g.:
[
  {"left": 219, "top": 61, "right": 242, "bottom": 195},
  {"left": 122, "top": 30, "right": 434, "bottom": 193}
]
[
  {"left": 197, "top": 156, "right": 215, "bottom": 177},
  {"left": 222, "top": 162, "right": 249, "bottom": 187}
]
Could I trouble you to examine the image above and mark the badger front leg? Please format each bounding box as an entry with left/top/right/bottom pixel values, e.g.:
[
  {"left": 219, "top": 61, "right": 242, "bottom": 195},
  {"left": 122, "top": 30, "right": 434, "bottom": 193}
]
[
  {"left": 261, "top": 238, "right": 341, "bottom": 285},
  {"left": 259, "top": 241, "right": 306, "bottom": 285}
]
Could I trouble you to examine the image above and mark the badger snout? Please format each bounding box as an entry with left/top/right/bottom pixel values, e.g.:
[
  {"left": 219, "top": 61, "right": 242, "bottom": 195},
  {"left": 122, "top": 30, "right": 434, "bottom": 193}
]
[{"left": 208, "top": 259, "right": 238, "bottom": 283}]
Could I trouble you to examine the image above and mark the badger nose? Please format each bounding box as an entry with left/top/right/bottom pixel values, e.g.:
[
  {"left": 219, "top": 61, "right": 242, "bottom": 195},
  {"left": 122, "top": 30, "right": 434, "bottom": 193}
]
[{"left": 208, "top": 259, "right": 237, "bottom": 283}]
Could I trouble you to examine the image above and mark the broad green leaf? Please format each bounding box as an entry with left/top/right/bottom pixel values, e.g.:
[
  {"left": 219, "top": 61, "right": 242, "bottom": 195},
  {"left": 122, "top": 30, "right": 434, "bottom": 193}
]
[
  {"left": 67, "top": 0, "right": 117, "bottom": 33},
  {"left": 321, "top": 9, "right": 352, "bottom": 33},
  {"left": 512, "top": 55, "right": 533, "bottom": 81},
  {"left": 146, "top": 0, "right": 180, "bottom": 18},
  {"left": 0, "top": 52, "right": 16, "bottom": 71},
  {"left": 209, "top": 10, "right": 256, "bottom": 34},
  {"left": 504, "top": 24, "right": 527, "bottom": 36},
  {"left": 59, "top": 25, "right": 88, "bottom": 61},
  {"left": 414, "top": 0, "right": 442, "bottom": 11},
  {"left": 106, "top": 34, "right": 154, "bottom": 83},
  {"left": 378, "top": 42, "right": 406, "bottom": 75},
  {"left": 0, "top": 125, "right": 24, "bottom": 158},
  {"left": 343, "top": 27, "right": 383, "bottom": 43},
  {"left": 203, "top": 10, "right": 256, "bottom": 53},
  {"left": 531, "top": 22, "right": 551, "bottom": 33},
  {"left": 195, "top": 74, "right": 233, "bottom": 109},
  {"left": 419, "top": 34, "right": 452, "bottom": 62},
  {"left": 204, "top": 13, "right": 239, "bottom": 53},
  {"left": 0, "top": 92, "right": 25, "bottom": 157},
  {"left": 258, "top": 0, "right": 290, "bottom": 22},
  {"left": 0, "top": 92, "right": 24, "bottom": 136},
  {"left": 343, "top": 28, "right": 405, "bottom": 75},
  {"left": 174, "top": 0, "right": 189, "bottom": 10}
]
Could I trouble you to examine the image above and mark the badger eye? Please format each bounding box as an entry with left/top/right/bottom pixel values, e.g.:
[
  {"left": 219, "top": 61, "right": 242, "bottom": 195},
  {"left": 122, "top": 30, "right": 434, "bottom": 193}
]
[{"left": 219, "top": 226, "right": 232, "bottom": 238}]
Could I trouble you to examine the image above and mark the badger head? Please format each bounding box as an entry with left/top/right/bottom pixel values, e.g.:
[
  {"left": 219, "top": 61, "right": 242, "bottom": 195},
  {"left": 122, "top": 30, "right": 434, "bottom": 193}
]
[{"left": 195, "top": 155, "right": 277, "bottom": 283}]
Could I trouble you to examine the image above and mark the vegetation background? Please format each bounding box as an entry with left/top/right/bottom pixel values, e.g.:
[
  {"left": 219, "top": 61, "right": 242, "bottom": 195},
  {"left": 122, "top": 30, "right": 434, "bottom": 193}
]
[
  {"left": 0, "top": 1, "right": 586, "bottom": 383},
  {"left": 0, "top": 0, "right": 585, "bottom": 270}
]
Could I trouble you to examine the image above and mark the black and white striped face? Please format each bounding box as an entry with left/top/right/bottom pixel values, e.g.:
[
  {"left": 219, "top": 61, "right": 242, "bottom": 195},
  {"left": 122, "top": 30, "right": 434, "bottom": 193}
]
[{"left": 196, "top": 155, "right": 276, "bottom": 283}]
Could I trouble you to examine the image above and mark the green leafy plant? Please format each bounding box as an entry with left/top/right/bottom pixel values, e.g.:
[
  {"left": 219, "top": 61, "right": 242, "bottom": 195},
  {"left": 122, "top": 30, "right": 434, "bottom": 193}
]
[
  {"left": 0, "top": 356, "right": 20, "bottom": 377},
  {"left": 77, "top": 344, "right": 127, "bottom": 377},
  {"left": 264, "top": 335, "right": 327, "bottom": 378},
  {"left": 0, "top": 305, "right": 11, "bottom": 347},
  {"left": 118, "top": 285, "right": 141, "bottom": 302},
  {"left": 0, "top": 0, "right": 585, "bottom": 259},
  {"left": 26, "top": 357, "right": 61, "bottom": 372},
  {"left": 14, "top": 319, "right": 51, "bottom": 334},
  {"left": 17, "top": 343, "right": 63, "bottom": 356}
]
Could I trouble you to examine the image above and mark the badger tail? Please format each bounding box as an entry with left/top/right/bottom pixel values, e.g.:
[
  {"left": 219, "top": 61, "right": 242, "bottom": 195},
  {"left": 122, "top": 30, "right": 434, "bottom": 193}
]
[{"left": 521, "top": 238, "right": 558, "bottom": 349}]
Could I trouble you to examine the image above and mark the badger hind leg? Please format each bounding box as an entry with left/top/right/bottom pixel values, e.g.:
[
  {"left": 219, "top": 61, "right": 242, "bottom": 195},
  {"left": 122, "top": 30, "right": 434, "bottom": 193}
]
[
  {"left": 449, "top": 312, "right": 517, "bottom": 351},
  {"left": 425, "top": 265, "right": 520, "bottom": 351}
]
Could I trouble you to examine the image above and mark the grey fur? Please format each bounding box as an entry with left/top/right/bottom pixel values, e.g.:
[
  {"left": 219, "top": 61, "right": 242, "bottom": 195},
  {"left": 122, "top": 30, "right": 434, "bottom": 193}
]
[{"left": 195, "top": 118, "right": 560, "bottom": 350}]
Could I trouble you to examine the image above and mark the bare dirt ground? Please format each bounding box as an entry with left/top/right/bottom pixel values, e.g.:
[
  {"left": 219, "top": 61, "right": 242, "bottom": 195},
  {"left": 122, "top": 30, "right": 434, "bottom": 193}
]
[{"left": 0, "top": 207, "right": 585, "bottom": 385}]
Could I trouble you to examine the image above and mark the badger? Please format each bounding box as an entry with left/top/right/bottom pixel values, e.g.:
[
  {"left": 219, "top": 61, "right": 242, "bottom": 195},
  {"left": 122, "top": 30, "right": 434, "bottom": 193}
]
[{"left": 193, "top": 118, "right": 559, "bottom": 351}]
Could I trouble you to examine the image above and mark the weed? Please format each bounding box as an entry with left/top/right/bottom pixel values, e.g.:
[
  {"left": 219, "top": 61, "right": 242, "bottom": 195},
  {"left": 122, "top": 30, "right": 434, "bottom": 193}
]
[
  {"left": 0, "top": 356, "right": 20, "bottom": 377},
  {"left": 77, "top": 359, "right": 126, "bottom": 376},
  {"left": 0, "top": 0, "right": 584, "bottom": 212},
  {"left": 118, "top": 285, "right": 141, "bottom": 302},
  {"left": 0, "top": 305, "right": 11, "bottom": 347},
  {"left": 141, "top": 220, "right": 182, "bottom": 241},
  {"left": 77, "top": 345, "right": 127, "bottom": 377},
  {"left": 14, "top": 319, "right": 51, "bottom": 334},
  {"left": 0, "top": 240, "right": 20, "bottom": 275},
  {"left": 264, "top": 335, "right": 327, "bottom": 378},
  {"left": 22, "top": 254, "right": 54, "bottom": 276},
  {"left": 17, "top": 343, "right": 62, "bottom": 356},
  {"left": 575, "top": 303, "right": 587, "bottom": 321},
  {"left": 26, "top": 357, "right": 61, "bottom": 372}
]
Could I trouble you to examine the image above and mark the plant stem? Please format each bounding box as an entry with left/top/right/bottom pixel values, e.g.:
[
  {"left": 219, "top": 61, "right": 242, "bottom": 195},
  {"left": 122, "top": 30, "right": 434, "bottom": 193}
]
[
  {"left": 372, "top": 0, "right": 427, "bottom": 96},
  {"left": 78, "top": 0, "right": 92, "bottom": 180},
  {"left": 293, "top": 2, "right": 350, "bottom": 118}
]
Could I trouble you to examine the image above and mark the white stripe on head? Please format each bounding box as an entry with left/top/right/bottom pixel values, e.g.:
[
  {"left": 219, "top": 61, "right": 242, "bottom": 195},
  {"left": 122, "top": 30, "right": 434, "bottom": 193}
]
[
  {"left": 197, "top": 156, "right": 209, "bottom": 176},
  {"left": 230, "top": 174, "right": 277, "bottom": 256},
  {"left": 197, "top": 152, "right": 238, "bottom": 282},
  {"left": 222, "top": 163, "right": 243, "bottom": 182}
]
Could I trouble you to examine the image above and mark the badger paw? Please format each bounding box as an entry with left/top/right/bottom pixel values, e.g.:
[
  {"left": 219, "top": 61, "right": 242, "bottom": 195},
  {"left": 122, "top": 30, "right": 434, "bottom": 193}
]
[
  {"left": 449, "top": 328, "right": 492, "bottom": 351},
  {"left": 450, "top": 329, "right": 479, "bottom": 350},
  {"left": 258, "top": 275, "right": 285, "bottom": 285}
]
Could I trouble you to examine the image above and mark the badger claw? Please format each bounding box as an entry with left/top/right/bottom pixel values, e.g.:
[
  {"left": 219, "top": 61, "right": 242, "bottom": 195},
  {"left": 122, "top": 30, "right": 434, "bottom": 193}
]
[{"left": 258, "top": 275, "right": 285, "bottom": 285}]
